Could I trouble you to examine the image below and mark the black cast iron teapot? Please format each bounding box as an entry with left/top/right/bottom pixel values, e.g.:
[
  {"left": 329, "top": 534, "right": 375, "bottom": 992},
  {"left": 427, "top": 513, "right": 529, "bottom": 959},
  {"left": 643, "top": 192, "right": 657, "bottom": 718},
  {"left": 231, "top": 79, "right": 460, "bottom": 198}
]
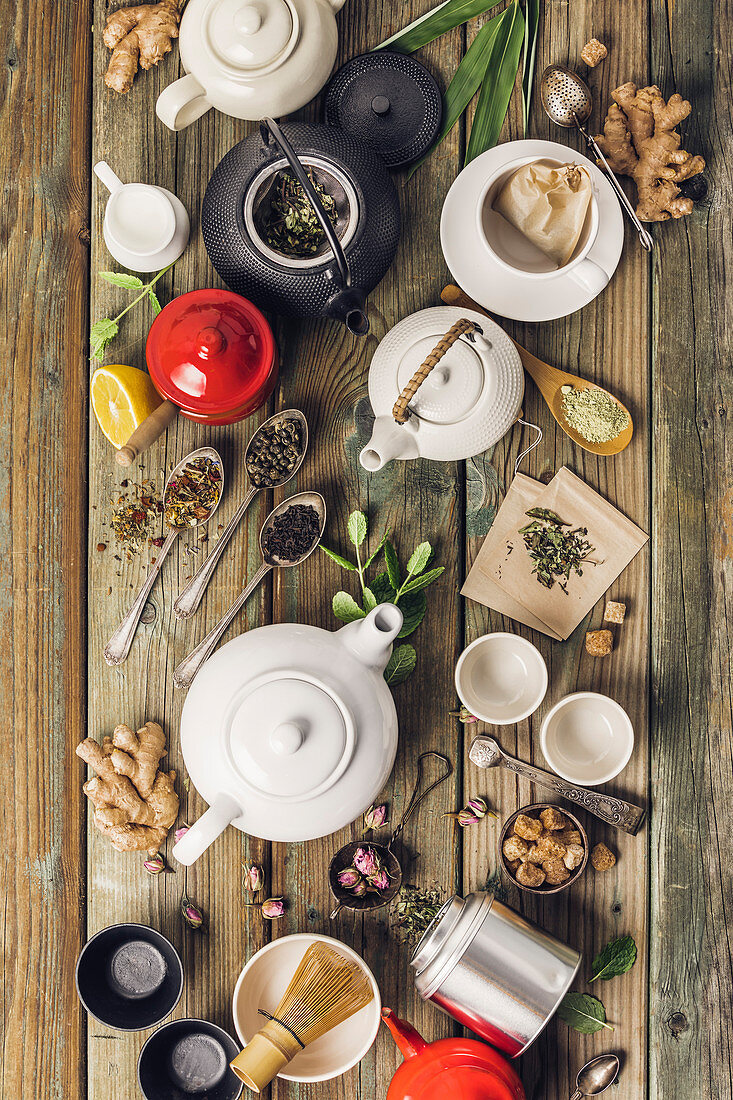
[{"left": 201, "top": 118, "right": 401, "bottom": 336}]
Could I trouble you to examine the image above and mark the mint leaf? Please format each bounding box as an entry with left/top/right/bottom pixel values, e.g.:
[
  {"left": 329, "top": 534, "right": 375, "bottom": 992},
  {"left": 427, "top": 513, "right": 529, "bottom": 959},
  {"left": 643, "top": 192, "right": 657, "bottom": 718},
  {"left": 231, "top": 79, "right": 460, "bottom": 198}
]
[
  {"left": 320, "top": 545, "right": 357, "bottom": 571},
  {"left": 590, "top": 935, "right": 637, "bottom": 982},
  {"left": 557, "top": 992, "right": 614, "bottom": 1034},
  {"left": 348, "top": 511, "right": 367, "bottom": 547},
  {"left": 399, "top": 567, "right": 445, "bottom": 595},
  {"left": 90, "top": 317, "right": 119, "bottom": 360},
  {"left": 364, "top": 530, "right": 388, "bottom": 569},
  {"left": 397, "top": 589, "right": 427, "bottom": 637},
  {"left": 99, "top": 271, "right": 144, "bottom": 289},
  {"left": 370, "top": 572, "right": 397, "bottom": 603},
  {"left": 384, "top": 644, "right": 417, "bottom": 686},
  {"left": 363, "top": 586, "right": 377, "bottom": 612},
  {"left": 384, "top": 539, "right": 401, "bottom": 589},
  {"left": 332, "top": 591, "right": 366, "bottom": 623},
  {"left": 148, "top": 290, "right": 162, "bottom": 316},
  {"left": 406, "top": 541, "right": 432, "bottom": 576}
]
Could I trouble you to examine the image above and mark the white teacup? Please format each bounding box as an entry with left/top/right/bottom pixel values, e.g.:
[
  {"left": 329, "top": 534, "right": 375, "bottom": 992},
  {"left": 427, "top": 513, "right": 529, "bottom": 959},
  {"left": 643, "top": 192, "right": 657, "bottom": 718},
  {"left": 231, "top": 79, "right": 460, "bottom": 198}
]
[
  {"left": 94, "top": 162, "right": 190, "bottom": 273},
  {"left": 476, "top": 156, "right": 611, "bottom": 296}
]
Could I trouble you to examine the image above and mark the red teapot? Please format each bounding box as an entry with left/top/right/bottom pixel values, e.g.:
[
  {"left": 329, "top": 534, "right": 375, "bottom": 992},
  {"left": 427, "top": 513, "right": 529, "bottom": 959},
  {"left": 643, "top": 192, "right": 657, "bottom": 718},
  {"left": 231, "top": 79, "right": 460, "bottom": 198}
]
[{"left": 382, "top": 1008, "right": 526, "bottom": 1100}]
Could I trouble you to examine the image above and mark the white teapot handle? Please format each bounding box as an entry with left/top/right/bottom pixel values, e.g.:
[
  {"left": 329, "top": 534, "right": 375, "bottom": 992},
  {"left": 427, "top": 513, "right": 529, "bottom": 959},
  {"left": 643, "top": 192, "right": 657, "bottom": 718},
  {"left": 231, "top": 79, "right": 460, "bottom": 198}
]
[
  {"left": 325, "top": 0, "right": 347, "bottom": 10},
  {"left": 157, "top": 75, "right": 212, "bottom": 131},
  {"left": 172, "top": 793, "right": 241, "bottom": 865}
]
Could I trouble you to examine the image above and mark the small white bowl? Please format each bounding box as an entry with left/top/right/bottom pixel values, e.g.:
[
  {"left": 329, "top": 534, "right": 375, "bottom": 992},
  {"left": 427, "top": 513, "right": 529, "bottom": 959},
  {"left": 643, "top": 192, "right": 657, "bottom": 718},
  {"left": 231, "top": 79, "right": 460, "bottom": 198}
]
[
  {"left": 231, "top": 933, "right": 380, "bottom": 1084},
  {"left": 455, "top": 632, "right": 548, "bottom": 724},
  {"left": 540, "top": 691, "right": 634, "bottom": 786}
]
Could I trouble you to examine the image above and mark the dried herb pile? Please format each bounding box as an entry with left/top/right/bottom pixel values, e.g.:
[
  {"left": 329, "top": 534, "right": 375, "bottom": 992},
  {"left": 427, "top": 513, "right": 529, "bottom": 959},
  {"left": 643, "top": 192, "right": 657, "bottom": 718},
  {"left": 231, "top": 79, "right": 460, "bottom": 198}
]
[
  {"left": 109, "top": 481, "right": 164, "bottom": 555},
  {"left": 518, "top": 507, "right": 596, "bottom": 593},
  {"left": 165, "top": 456, "right": 222, "bottom": 529},
  {"left": 246, "top": 417, "right": 304, "bottom": 488},
  {"left": 263, "top": 502, "right": 321, "bottom": 562},
  {"left": 390, "top": 885, "right": 444, "bottom": 943},
  {"left": 263, "top": 170, "right": 338, "bottom": 258}
]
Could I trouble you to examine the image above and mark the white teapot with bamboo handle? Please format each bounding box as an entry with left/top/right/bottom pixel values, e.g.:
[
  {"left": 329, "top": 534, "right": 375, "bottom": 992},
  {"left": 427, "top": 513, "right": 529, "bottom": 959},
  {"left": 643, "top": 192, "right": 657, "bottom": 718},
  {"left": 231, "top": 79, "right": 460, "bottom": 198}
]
[
  {"left": 156, "top": 0, "right": 346, "bottom": 130},
  {"left": 360, "top": 307, "right": 525, "bottom": 471}
]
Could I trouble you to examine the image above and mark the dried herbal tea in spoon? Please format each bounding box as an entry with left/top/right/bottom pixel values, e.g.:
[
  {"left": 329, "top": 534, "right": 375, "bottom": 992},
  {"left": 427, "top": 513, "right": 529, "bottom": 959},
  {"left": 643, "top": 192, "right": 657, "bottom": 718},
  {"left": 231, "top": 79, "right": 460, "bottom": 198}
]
[
  {"left": 518, "top": 507, "right": 597, "bottom": 593},
  {"left": 263, "top": 502, "right": 321, "bottom": 562},
  {"left": 246, "top": 417, "right": 304, "bottom": 488},
  {"left": 263, "top": 170, "right": 337, "bottom": 258},
  {"left": 165, "top": 457, "right": 222, "bottom": 529}
]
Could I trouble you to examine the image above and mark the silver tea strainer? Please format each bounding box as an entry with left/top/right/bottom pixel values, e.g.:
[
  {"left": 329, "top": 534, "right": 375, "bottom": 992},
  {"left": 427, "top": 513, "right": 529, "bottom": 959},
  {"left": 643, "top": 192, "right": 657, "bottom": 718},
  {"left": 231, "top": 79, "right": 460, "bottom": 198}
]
[
  {"left": 328, "top": 751, "right": 453, "bottom": 918},
  {"left": 540, "top": 63, "right": 654, "bottom": 251}
]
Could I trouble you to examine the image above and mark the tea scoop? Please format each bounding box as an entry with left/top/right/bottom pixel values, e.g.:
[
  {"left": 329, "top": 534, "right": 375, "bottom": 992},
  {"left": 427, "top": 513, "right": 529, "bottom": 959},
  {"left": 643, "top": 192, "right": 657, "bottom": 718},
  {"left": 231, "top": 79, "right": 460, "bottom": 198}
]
[
  {"left": 173, "top": 491, "right": 325, "bottom": 689},
  {"left": 104, "top": 446, "right": 223, "bottom": 666},
  {"left": 328, "top": 751, "right": 453, "bottom": 919},
  {"left": 469, "top": 735, "right": 646, "bottom": 835},
  {"left": 540, "top": 63, "right": 654, "bottom": 251},
  {"left": 571, "top": 1053, "right": 620, "bottom": 1098},
  {"left": 173, "top": 409, "right": 308, "bottom": 619}
]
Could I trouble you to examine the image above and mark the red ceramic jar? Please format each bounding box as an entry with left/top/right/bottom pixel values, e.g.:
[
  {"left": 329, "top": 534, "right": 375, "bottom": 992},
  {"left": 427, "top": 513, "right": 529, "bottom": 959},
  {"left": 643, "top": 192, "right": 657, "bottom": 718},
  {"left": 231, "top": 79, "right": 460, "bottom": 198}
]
[{"left": 147, "top": 289, "right": 278, "bottom": 425}]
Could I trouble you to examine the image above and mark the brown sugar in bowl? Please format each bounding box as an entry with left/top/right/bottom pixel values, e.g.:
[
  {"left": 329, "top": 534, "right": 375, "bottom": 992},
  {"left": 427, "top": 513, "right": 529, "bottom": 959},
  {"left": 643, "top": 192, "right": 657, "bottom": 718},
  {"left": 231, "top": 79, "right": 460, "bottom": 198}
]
[{"left": 499, "top": 802, "right": 589, "bottom": 895}]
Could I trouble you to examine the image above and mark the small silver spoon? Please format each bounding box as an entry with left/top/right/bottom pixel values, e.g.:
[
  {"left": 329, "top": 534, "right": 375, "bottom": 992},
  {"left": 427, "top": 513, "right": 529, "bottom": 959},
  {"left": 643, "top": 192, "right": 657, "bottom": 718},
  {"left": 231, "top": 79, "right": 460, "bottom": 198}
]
[
  {"left": 469, "top": 735, "right": 646, "bottom": 835},
  {"left": 540, "top": 63, "right": 654, "bottom": 252},
  {"left": 104, "top": 446, "right": 224, "bottom": 666},
  {"left": 571, "top": 1053, "right": 620, "bottom": 1099},
  {"left": 173, "top": 490, "right": 325, "bottom": 689},
  {"left": 173, "top": 409, "right": 308, "bottom": 620}
]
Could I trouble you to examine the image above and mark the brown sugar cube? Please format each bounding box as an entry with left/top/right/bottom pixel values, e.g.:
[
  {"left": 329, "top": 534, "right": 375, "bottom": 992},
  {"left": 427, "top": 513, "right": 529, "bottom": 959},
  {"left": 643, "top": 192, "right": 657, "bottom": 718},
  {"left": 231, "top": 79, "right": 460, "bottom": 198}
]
[
  {"left": 532, "top": 835, "right": 567, "bottom": 862},
  {"left": 563, "top": 843, "right": 585, "bottom": 870},
  {"left": 516, "top": 862, "right": 546, "bottom": 888},
  {"left": 543, "top": 857, "right": 571, "bottom": 885},
  {"left": 506, "top": 858, "right": 522, "bottom": 873},
  {"left": 540, "top": 807, "right": 566, "bottom": 832},
  {"left": 586, "top": 629, "right": 613, "bottom": 657},
  {"left": 591, "top": 842, "right": 617, "bottom": 871},
  {"left": 581, "top": 38, "right": 607, "bottom": 67},
  {"left": 525, "top": 842, "right": 544, "bottom": 864},
  {"left": 604, "top": 600, "right": 626, "bottom": 624},
  {"left": 514, "top": 813, "right": 544, "bottom": 841},
  {"left": 503, "top": 835, "right": 529, "bottom": 862},
  {"left": 556, "top": 827, "right": 583, "bottom": 847}
]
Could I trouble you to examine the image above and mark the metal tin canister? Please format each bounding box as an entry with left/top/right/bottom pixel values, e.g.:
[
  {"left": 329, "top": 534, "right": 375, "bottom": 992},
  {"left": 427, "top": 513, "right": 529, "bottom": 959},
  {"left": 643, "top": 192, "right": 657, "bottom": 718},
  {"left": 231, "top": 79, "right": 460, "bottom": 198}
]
[{"left": 410, "top": 892, "right": 581, "bottom": 1057}]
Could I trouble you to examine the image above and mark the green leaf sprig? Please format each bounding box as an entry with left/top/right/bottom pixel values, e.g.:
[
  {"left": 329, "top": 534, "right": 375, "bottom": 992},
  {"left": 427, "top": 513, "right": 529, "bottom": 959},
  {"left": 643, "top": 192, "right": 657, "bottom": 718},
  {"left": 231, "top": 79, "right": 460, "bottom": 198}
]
[
  {"left": 90, "top": 265, "right": 173, "bottom": 361},
  {"left": 557, "top": 992, "right": 614, "bottom": 1034},
  {"left": 321, "top": 511, "right": 445, "bottom": 686},
  {"left": 590, "top": 934, "right": 637, "bottom": 982}
]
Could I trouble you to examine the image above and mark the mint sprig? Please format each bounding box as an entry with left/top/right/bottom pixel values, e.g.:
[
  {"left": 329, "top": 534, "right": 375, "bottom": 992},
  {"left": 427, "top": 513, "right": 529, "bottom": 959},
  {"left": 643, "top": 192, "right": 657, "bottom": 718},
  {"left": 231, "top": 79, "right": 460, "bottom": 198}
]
[{"left": 90, "top": 264, "right": 174, "bottom": 361}]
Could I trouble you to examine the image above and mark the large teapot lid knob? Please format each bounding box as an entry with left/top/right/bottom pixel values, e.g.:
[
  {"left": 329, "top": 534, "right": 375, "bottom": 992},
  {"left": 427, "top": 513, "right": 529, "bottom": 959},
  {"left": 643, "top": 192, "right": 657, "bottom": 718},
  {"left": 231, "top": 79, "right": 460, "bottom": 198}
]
[
  {"left": 269, "top": 721, "right": 303, "bottom": 756},
  {"left": 235, "top": 3, "right": 263, "bottom": 33}
]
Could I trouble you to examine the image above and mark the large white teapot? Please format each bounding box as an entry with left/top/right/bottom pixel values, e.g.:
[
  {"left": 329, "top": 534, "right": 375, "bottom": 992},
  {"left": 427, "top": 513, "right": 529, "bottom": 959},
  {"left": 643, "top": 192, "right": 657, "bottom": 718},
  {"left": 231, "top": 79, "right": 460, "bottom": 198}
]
[
  {"left": 156, "top": 0, "right": 346, "bottom": 131},
  {"left": 360, "top": 306, "right": 525, "bottom": 471},
  {"left": 173, "top": 604, "right": 403, "bottom": 864}
]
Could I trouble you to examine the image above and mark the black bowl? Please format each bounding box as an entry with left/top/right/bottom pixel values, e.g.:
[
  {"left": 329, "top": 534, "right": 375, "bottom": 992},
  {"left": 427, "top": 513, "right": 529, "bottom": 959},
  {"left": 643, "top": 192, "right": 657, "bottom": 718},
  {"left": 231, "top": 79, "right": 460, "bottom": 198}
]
[
  {"left": 138, "top": 1019, "right": 242, "bottom": 1100},
  {"left": 75, "top": 923, "right": 184, "bottom": 1031}
]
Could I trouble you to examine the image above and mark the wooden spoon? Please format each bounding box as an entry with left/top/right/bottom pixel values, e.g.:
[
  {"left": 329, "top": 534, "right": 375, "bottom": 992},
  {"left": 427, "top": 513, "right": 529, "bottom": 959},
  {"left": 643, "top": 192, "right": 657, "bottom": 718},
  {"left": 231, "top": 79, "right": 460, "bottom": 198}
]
[{"left": 441, "top": 285, "right": 633, "bottom": 456}]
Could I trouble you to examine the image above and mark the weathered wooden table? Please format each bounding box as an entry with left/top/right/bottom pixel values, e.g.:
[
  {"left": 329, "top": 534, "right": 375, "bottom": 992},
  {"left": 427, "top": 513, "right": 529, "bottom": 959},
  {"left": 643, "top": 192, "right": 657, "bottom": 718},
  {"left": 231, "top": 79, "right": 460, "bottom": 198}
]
[{"left": 3, "top": 0, "right": 731, "bottom": 1096}]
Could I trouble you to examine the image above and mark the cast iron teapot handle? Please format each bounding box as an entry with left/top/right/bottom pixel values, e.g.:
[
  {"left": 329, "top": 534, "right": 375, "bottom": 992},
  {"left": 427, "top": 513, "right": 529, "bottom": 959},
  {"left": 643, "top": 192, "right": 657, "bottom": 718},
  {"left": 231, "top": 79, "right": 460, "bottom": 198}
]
[{"left": 259, "top": 118, "right": 370, "bottom": 336}]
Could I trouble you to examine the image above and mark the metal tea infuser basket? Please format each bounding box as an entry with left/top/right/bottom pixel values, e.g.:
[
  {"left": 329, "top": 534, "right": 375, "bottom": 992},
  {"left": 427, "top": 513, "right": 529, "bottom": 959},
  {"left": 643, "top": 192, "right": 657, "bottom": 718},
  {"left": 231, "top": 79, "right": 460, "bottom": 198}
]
[{"left": 328, "top": 751, "right": 452, "bottom": 919}]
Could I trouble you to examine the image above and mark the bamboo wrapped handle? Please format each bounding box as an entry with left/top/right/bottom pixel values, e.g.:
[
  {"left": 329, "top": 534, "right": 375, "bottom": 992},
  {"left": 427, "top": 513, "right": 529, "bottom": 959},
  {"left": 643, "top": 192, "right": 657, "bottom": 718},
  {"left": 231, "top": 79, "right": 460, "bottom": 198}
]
[{"left": 392, "top": 318, "right": 476, "bottom": 424}]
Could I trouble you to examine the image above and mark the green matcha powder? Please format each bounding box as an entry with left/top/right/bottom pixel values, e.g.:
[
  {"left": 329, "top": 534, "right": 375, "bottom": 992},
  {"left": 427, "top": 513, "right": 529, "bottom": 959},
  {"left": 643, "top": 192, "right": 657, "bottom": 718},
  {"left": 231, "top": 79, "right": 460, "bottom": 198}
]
[{"left": 560, "top": 385, "right": 630, "bottom": 443}]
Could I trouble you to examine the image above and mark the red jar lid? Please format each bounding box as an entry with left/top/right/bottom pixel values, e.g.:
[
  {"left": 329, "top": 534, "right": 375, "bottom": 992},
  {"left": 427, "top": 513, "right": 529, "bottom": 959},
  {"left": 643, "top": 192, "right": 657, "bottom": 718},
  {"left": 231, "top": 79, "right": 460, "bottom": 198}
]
[{"left": 147, "top": 289, "right": 277, "bottom": 421}]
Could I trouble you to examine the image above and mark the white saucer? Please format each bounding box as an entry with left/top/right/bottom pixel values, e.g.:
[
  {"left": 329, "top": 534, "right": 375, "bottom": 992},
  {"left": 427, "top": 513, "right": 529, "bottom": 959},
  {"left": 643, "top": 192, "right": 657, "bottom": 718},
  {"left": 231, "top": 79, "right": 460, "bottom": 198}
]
[{"left": 440, "top": 139, "right": 624, "bottom": 322}]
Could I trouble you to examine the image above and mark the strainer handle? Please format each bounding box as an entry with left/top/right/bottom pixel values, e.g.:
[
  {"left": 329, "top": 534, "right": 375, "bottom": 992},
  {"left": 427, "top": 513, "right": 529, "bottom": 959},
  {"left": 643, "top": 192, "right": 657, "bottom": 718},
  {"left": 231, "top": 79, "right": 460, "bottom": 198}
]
[
  {"left": 260, "top": 118, "right": 352, "bottom": 288},
  {"left": 388, "top": 751, "right": 453, "bottom": 848},
  {"left": 575, "top": 119, "right": 654, "bottom": 252},
  {"left": 392, "top": 318, "right": 476, "bottom": 424}
]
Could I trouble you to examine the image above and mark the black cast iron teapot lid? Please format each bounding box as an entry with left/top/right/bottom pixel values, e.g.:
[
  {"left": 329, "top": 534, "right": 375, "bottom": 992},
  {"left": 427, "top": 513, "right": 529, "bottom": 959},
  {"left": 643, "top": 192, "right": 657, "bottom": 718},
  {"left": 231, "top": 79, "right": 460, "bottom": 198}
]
[{"left": 324, "top": 52, "right": 442, "bottom": 169}]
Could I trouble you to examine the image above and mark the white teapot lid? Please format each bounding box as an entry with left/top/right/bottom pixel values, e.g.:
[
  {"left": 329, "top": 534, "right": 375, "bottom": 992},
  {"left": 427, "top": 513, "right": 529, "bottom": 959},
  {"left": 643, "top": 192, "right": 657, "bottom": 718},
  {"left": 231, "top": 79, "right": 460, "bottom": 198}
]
[
  {"left": 203, "top": 0, "right": 297, "bottom": 73},
  {"left": 395, "top": 333, "right": 486, "bottom": 424}
]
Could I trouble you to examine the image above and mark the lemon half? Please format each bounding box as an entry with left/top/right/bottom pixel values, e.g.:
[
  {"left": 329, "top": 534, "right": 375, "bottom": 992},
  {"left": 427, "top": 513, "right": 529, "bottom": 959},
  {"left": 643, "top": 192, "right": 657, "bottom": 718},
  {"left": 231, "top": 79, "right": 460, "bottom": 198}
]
[{"left": 91, "top": 365, "right": 163, "bottom": 449}]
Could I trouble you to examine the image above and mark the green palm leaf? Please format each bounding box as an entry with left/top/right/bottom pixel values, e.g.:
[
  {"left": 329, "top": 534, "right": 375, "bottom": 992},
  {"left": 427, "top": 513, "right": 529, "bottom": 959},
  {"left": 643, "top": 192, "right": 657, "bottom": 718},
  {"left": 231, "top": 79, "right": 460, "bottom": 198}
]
[
  {"left": 373, "top": 0, "right": 506, "bottom": 54},
  {"left": 465, "top": 0, "right": 525, "bottom": 163}
]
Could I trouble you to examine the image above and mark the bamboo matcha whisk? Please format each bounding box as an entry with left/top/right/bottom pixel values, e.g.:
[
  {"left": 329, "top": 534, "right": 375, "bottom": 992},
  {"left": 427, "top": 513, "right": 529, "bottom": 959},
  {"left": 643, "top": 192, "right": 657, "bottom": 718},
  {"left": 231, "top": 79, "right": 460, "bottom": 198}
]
[{"left": 230, "top": 942, "right": 374, "bottom": 1091}]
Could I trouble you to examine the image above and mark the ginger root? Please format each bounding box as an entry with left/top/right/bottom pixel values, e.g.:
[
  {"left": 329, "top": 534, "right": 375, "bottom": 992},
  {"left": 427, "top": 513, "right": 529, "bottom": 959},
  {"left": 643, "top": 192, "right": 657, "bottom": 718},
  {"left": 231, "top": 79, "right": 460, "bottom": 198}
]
[
  {"left": 594, "top": 83, "right": 705, "bottom": 221},
  {"left": 103, "top": 0, "right": 181, "bottom": 94},
  {"left": 77, "top": 721, "right": 178, "bottom": 854}
]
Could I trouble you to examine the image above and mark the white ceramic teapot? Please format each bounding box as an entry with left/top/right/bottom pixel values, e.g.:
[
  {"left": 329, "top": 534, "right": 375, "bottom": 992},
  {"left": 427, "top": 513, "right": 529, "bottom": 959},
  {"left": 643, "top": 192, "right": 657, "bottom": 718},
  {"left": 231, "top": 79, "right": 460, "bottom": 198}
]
[
  {"left": 360, "top": 306, "right": 525, "bottom": 471},
  {"left": 173, "top": 604, "right": 403, "bottom": 864},
  {"left": 156, "top": 0, "right": 346, "bottom": 131}
]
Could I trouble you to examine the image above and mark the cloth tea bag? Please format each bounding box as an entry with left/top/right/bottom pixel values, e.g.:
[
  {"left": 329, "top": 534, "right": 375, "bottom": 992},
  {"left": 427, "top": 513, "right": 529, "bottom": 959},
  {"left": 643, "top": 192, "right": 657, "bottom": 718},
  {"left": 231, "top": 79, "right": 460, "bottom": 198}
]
[{"left": 492, "top": 161, "right": 593, "bottom": 267}]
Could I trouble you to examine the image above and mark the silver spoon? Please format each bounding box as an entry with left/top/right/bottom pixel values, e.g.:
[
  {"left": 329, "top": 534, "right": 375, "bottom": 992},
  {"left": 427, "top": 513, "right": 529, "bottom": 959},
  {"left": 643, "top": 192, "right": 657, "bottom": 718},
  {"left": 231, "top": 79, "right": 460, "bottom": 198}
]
[
  {"left": 173, "top": 409, "right": 308, "bottom": 620},
  {"left": 469, "top": 735, "right": 646, "bottom": 835},
  {"left": 540, "top": 63, "right": 654, "bottom": 252},
  {"left": 173, "top": 491, "right": 326, "bottom": 689},
  {"left": 571, "top": 1053, "right": 620, "bottom": 1098},
  {"left": 104, "top": 446, "right": 224, "bottom": 666}
]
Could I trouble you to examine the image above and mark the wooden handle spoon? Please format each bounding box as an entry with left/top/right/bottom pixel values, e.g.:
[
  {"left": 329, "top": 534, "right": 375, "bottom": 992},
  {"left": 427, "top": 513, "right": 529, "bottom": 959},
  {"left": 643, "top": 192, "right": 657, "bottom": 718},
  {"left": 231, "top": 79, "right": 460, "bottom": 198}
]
[{"left": 441, "top": 285, "right": 633, "bottom": 456}]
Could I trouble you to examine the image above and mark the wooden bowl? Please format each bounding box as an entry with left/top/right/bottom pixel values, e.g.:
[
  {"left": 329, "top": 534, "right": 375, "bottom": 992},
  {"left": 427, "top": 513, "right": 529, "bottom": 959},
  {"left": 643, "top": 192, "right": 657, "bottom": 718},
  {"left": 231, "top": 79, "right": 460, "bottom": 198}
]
[{"left": 499, "top": 802, "right": 588, "bottom": 895}]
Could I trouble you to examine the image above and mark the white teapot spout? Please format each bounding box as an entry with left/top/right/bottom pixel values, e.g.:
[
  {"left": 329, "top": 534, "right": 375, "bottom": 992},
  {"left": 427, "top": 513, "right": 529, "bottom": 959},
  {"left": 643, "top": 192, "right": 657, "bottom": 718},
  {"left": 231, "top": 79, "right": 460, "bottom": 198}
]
[
  {"left": 360, "top": 416, "right": 419, "bottom": 471},
  {"left": 339, "top": 604, "right": 403, "bottom": 672}
]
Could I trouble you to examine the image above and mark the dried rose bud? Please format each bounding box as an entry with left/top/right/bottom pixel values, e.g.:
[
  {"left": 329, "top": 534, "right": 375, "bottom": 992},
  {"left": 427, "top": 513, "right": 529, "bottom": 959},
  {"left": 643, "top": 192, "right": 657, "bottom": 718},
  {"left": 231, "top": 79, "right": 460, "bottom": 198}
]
[
  {"left": 368, "top": 869, "right": 390, "bottom": 892},
  {"left": 143, "top": 853, "right": 166, "bottom": 876},
  {"left": 449, "top": 705, "right": 479, "bottom": 724},
  {"left": 243, "top": 861, "right": 265, "bottom": 894},
  {"left": 181, "top": 893, "right": 204, "bottom": 930},
  {"left": 261, "top": 897, "right": 285, "bottom": 920},
  {"left": 337, "top": 867, "right": 362, "bottom": 889},
  {"left": 351, "top": 879, "right": 367, "bottom": 898},
  {"left": 174, "top": 825, "right": 189, "bottom": 845},
  {"left": 444, "top": 796, "right": 496, "bottom": 827},
  {"left": 364, "top": 803, "right": 388, "bottom": 830},
  {"left": 353, "top": 846, "right": 380, "bottom": 877}
]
